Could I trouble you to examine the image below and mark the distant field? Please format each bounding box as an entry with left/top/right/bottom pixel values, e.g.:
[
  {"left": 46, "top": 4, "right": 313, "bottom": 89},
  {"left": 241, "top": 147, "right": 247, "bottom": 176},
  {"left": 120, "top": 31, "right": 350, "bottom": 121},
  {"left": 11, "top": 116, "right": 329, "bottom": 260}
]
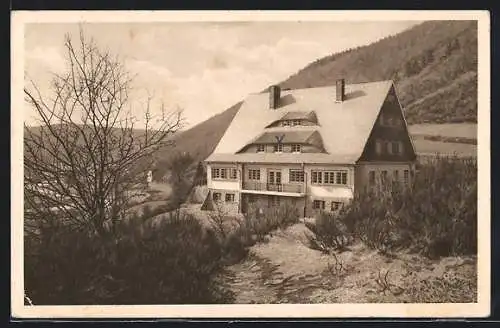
[
  {"left": 408, "top": 123, "right": 477, "bottom": 139},
  {"left": 413, "top": 139, "right": 477, "bottom": 157}
]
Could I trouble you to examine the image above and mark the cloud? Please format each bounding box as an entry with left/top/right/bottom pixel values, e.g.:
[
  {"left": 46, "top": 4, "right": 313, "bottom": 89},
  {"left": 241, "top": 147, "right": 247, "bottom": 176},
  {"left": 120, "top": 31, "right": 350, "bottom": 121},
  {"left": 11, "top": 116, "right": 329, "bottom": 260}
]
[
  {"left": 24, "top": 21, "right": 420, "bottom": 128},
  {"left": 120, "top": 36, "right": 334, "bottom": 128},
  {"left": 25, "top": 46, "right": 66, "bottom": 73}
]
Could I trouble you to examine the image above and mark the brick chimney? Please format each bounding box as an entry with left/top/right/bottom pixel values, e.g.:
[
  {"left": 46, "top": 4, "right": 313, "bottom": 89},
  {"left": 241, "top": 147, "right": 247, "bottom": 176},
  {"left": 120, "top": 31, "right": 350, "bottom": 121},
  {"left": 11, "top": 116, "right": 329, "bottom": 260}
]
[
  {"left": 269, "top": 85, "right": 281, "bottom": 109},
  {"left": 336, "top": 79, "right": 345, "bottom": 102}
]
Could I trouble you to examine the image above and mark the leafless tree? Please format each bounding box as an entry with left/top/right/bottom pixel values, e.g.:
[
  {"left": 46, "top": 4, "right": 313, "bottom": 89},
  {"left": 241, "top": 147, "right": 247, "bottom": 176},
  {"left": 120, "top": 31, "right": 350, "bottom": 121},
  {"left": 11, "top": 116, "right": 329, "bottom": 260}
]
[{"left": 24, "top": 29, "right": 183, "bottom": 237}]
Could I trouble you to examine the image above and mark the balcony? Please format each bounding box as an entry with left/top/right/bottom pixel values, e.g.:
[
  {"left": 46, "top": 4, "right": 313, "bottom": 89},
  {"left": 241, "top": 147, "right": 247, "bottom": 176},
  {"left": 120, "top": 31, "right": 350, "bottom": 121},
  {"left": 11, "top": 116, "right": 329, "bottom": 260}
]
[{"left": 242, "top": 181, "right": 304, "bottom": 195}]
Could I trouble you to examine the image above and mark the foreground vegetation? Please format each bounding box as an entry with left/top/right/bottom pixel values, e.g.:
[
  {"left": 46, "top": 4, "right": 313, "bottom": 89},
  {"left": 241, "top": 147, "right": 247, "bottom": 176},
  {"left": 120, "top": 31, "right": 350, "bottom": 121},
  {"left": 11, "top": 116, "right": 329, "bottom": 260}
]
[
  {"left": 25, "top": 156, "right": 477, "bottom": 304},
  {"left": 306, "top": 156, "right": 477, "bottom": 259},
  {"left": 24, "top": 202, "right": 299, "bottom": 305}
]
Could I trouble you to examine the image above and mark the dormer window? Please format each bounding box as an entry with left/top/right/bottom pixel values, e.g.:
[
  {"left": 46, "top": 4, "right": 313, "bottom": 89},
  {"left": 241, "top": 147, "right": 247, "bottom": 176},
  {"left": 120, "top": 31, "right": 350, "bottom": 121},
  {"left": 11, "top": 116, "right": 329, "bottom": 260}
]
[
  {"left": 274, "top": 143, "right": 283, "bottom": 153},
  {"left": 291, "top": 144, "right": 301, "bottom": 153},
  {"left": 256, "top": 144, "right": 265, "bottom": 153}
]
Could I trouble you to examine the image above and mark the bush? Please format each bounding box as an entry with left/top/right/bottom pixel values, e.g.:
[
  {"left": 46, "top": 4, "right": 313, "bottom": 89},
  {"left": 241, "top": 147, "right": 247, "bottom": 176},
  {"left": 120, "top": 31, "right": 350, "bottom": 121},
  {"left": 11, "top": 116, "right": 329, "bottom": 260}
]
[
  {"left": 305, "top": 211, "right": 354, "bottom": 253},
  {"left": 240, "top": 203, "right": 300, "bottom": 243},
  {"left": 25, "top": 211, "right": 227, "bottom": 305},
  {"left": 306, "top": 156, "right": 477, "bottom": 258}
]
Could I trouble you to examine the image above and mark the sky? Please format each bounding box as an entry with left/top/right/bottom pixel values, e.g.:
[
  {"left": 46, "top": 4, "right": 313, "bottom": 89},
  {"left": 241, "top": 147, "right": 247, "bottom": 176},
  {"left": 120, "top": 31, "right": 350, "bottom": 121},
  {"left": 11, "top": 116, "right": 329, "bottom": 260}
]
[{"left": 24, "top": 21, "right": 420, "bottom": 129}]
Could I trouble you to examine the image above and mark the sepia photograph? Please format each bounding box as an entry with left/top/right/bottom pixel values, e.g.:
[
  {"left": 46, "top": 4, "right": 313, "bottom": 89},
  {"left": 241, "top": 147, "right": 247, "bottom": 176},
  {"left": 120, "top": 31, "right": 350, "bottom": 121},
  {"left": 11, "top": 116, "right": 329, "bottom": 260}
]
[{"left": 11, "top": 10, "right": 490, "bottom": 318}]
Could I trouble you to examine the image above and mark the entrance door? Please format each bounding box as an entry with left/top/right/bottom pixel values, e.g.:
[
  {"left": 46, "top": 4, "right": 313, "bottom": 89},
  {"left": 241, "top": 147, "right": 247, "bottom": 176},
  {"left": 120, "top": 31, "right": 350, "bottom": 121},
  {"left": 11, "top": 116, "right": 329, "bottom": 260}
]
[{"left": 267, "top": 170, "right": 282, "bottom": 191}]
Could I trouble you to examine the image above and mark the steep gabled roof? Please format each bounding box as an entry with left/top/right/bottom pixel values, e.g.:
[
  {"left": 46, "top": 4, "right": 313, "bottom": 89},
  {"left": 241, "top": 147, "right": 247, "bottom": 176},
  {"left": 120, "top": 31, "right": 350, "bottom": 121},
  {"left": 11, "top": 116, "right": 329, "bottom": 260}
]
[{"left": 206, "top": 80, "right": 394, "bottom": 164}]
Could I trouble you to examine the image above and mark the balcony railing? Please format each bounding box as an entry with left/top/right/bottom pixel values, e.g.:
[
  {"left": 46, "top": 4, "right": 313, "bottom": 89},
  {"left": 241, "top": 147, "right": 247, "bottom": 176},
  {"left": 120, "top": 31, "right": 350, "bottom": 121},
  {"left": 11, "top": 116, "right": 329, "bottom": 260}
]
[{"left": 242, "top": 181, "right": 304, "bottom": 194}]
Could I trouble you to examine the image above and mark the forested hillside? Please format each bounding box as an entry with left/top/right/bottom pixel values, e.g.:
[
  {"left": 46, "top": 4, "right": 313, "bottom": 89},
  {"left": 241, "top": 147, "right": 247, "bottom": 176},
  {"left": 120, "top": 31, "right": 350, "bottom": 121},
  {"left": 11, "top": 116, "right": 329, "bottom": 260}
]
[
  {"left": 27, "top": 21, "right": 478, "bottom": 178},
  {"left": 150, "top": 20, "right": 478, "bottom": 174},
  {"left": 279, "top": 20, "right": 477, "bottom": 124}
]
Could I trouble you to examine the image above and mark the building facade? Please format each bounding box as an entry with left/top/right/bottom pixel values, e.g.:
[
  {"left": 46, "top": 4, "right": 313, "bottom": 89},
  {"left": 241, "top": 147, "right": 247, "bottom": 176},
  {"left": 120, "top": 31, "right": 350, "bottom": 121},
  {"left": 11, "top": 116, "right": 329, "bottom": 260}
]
[{"left": 203, "top": 79, "right": 417, "bottom": 217}]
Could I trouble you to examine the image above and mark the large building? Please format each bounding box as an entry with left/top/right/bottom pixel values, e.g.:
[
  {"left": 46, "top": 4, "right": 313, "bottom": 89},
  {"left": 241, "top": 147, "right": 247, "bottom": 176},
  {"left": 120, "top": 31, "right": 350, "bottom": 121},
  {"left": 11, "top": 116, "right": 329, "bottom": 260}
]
[{"left": 203, "top": 79, "right": 417, "bottom": 216}]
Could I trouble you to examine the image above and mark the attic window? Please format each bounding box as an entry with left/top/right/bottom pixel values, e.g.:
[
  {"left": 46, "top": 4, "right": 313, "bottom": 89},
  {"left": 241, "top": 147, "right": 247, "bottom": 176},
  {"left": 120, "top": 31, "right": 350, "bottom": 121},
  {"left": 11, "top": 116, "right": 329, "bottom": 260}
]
[
  {"left": 291, "top": 119, "right": 301, "bottom": 126},
  {"left": 291, "top": 144, "right": 301, "bottom": 153},
  {"left": 274, "top": 143, "right": 283, "bottom": 153},
  {"left": 256, "top": 144, "right": 265, "bottom": 153},
  {"left": 375, "top": 139, "right": 383, "bottom": 155},
  {"left": 282, "top": 120, "right": 291, "bottom": 127}
]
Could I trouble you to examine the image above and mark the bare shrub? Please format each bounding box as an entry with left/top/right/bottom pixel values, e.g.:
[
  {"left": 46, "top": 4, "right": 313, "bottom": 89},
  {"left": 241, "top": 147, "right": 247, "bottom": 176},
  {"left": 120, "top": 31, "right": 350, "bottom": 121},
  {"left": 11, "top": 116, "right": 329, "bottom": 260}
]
[
  {"left": 305, "top": 211, "right": 354, "bottom": 253},
  {"left": 326, "top": 253, "right": 347, "bottom": 277},
  {"left": 24, "top": 211, "right": 227, "bottom": 305},
  {"left": 241, "top": 203, "right": 300, "bottom": 242},
  {"left": 338, "top": 156, "right": 477, "bottom": 258},
  {"left": 24, "top": 29, "right": 182, "bottom": 237},
  {"left": 207, "top": 201, "right": 239, "bottom": 241}
]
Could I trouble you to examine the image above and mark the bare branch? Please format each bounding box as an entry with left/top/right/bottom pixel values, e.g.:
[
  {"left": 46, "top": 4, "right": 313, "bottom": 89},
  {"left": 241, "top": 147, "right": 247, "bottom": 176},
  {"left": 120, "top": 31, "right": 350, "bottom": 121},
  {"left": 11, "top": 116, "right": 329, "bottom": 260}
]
[{"left": 24, "top": 27, "right": 183, "bottom": 237}]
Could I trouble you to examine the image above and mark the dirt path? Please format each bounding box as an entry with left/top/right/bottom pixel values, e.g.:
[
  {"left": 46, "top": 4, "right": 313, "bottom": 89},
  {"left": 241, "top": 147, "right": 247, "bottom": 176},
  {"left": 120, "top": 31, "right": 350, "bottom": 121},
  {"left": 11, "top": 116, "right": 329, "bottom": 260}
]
[{"left": 220, "top": 223, "right": 477, "bottom": 304}]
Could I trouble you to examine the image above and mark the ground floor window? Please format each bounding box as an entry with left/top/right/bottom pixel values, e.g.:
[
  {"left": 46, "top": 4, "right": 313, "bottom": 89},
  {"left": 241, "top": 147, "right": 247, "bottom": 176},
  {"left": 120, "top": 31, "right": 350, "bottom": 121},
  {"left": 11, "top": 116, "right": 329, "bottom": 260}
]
[
  {"left": 403, "top": 169, "right": 409, "bottom": 185},
  {"left": 381, "top": 170, "right": 388, "bottom": 183},
  {"left": 225, "top": 193, "right": 235, "bottom": 202},
  {"left": 213, "top": 192, "right": 221, "bottom": 201},
  {"left": 313, "top": 200, "right": 325, "bottom": 210},
  {"left": 369, "top": 170, "right": 376, "bottom": 185},
  {"left": 393, "top": 170, "right": 399, "bottom": 182},
  {"left": 331, "top": 201, "right": 342, "bottom": 211}
]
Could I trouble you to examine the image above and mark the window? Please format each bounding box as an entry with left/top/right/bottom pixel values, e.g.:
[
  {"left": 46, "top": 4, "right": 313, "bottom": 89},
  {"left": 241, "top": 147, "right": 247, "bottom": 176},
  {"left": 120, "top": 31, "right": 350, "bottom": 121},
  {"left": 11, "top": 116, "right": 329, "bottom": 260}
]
[
  {"left": 256, "top": 144, "right": 265, "bottom": 153},
  {"left": 311, "top": 171, "right": 323, "bottom": 184},
  {"left": 291, "top": 119, "right": 301, "bottom": 126},
  {"left": 324, "top": 171, "right": 335, "bottom": 184},
  {"left": 403, "top": 170, "right": 409, "bottom": 185},
  {"left": 340, "top": 171, "right": 347, "bottom": 185},
  {"left": 213, "top": 192, "right": 221, "bottom": 201},
  {"left": 291, "top": 144, "right": 302, "bottom": 153},
  {"left": 289, "top": 169, "right": 304, "bottom": 182},
  {"left": 381, "top": 170, "right": 388, "bottom": 183},
  {"left": 225, "top": 193, "right": 235, "bottom": 202},
  {"left": 387, "top": 141, "right": 393, "bottom": 154},
  {"left": 336, "top": 171, "right": 347, "bottom": 184},
  {"left": 393, "top": 170, "right": 399, "bottom": 182},
  {"left": 274, "top": 143, "right": 284, "bottom": 153},
  {"left": 248, "top": 169, "right": 261, "bottom": 180},
  {"left": 212, "top": 167, "right": 237, "bottom": 180},
  {"left": 282, "top": 120, "right": 291, "bottom": 127},
  {"left": 331, "top": 201, "right": 342, "bottom": 211},
  {"left": 375, "top": 139, "right": 383, "bottom": 155},
  {"left": 369, "top": 171, "right": 376, "bottom": 185},
  {"left": 313, "top": 200, "right": 325, "bottom": 210},
  {"left": 391, "top": 141, "right": 398, "bottom": 154},
  {"left": 312, "top": 170, "right": 348, "bottom": 185}
]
